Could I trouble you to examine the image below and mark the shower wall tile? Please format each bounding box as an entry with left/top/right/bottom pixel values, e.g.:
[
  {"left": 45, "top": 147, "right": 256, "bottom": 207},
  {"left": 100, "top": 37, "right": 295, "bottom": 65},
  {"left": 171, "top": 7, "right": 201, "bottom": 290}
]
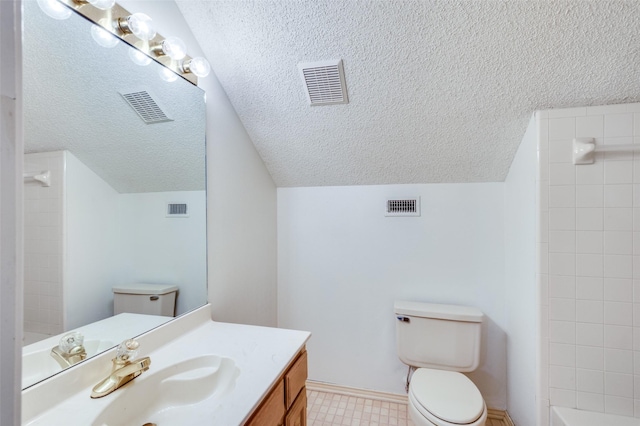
[
  {"left": 23, "top": 151, "right": 64, "bottom": 337},
  {"left": 538, "top": 103, "right": 640, "bottom": 423}
]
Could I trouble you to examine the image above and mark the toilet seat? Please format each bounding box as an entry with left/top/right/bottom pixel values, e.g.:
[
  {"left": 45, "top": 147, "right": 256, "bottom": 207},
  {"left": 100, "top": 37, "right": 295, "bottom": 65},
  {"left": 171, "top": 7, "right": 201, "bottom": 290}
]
[{"left": 409, "top": 368, "right": 487, "bottom": 426}]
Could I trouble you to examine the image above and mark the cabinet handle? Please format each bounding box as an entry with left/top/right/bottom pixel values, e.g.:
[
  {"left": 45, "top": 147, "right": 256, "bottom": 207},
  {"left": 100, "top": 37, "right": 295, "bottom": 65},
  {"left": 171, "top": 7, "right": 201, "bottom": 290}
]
[{"left": 150, "top": 295, "right": 159, "bottom": 301}]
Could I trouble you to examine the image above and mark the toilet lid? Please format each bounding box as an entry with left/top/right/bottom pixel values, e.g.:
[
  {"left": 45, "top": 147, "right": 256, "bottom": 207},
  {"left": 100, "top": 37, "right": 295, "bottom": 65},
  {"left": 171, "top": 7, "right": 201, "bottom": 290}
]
[{"left": 410, "top": 368, "right": 484, "bottom": 424}]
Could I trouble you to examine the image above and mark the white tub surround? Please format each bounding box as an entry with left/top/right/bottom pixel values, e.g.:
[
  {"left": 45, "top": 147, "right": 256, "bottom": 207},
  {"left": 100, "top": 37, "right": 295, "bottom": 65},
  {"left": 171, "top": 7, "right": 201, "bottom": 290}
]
[
  {"left": 537, "top": 103, "right": 640, "bottom": 422},
  {"left": 22, "top": 305, "right": 311, "bottom": 425},
  {"left": 551, "top": 406, "right": 640, "bottom": 426}
]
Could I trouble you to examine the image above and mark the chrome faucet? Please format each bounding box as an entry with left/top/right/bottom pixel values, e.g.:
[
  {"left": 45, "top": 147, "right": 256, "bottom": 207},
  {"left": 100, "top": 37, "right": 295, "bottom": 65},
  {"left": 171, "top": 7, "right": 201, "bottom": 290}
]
[
  {"left": 51, "top": 332, "right": 87, "bottom": 368},
  {"left": 91, "top": 339, "right": 151, "bottom": 399}
]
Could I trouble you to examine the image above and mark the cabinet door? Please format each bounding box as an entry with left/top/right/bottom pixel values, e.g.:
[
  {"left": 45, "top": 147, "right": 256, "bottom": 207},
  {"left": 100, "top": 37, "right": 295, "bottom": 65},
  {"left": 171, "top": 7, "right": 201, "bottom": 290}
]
[
  {"left": 285, "top": 351, "right": 308, "bottom": 408},
  {"left": 246, "top": 380, "right": 285, "bottom": 426},
  {"left": 285, "top": 389, "right": 307, "bottom": 426}
]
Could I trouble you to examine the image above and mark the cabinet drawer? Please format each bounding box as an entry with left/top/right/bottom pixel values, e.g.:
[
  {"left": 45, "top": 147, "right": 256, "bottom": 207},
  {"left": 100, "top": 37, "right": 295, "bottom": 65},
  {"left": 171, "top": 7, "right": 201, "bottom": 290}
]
[
  {"left": 246, "top": 380, "right": 285, "bottom": 426},
  {"left": 285, "top": 351, "right": 308, "bottom": 409}
]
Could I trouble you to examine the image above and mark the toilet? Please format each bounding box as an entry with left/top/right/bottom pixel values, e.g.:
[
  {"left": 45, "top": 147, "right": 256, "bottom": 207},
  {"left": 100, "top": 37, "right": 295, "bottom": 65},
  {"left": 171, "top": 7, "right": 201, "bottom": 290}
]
[
  {"left": 113, "top": 283, "right": 178, "bottom": 317},
  {"left": 395, "top": 300, "right": 487, "bottom": 426}
]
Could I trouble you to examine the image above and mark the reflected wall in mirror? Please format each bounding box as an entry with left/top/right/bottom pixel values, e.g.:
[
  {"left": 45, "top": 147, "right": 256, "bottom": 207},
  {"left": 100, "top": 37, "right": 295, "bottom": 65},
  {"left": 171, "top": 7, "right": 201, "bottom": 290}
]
[{"left": 21, "top": 0, "right": 207, "bottom": 389}]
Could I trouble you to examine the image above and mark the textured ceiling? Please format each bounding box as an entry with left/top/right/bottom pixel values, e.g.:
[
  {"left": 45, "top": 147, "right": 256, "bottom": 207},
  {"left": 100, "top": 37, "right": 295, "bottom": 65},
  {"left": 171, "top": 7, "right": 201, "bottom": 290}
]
[
  {"left": 24, "top": 0, "right": 205, "bottom": 193},
  {"left": 176, "top": 0, "right": 640, "bottom": 187}
]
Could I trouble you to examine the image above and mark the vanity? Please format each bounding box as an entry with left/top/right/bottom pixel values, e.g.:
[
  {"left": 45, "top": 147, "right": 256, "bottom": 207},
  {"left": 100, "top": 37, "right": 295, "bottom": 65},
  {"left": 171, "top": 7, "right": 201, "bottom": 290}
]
[
  {"left": 22, "top": 304, "right": 311, "bottom": 425},
  {"left": 19, "top": 1, "right": 310, "bottom": 424}
]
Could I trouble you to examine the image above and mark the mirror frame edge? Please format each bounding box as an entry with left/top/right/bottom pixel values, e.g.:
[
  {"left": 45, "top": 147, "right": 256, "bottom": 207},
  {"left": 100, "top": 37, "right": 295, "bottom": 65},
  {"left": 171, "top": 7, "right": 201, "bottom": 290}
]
[{"left": 0, "top": 0, "right": 24, "bottom": 423}]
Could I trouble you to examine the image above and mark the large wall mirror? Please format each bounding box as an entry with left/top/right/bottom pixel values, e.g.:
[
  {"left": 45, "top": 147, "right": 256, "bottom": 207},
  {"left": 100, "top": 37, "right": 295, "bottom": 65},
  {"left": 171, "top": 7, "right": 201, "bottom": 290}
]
[{"left": 21, "top": 0, "right": 207, "bottom": 389}]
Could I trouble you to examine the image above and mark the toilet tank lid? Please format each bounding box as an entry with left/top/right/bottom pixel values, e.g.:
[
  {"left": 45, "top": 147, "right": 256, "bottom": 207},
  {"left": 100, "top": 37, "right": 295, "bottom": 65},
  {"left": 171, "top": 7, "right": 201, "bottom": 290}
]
[
  {"left": 113, "top": 283, "right": 178, "bottom": 295},
  {"left": 394, "top": 301, "right": 483, "bottom": 323}
]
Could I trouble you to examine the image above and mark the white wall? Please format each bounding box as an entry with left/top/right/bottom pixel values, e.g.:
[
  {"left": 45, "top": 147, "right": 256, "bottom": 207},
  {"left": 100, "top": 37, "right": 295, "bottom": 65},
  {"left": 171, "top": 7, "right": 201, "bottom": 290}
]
[
  {"left": 117, "top": 190, "right": 207, "bottom": 316},
  {"left": 64, "top": 151, "right": 119, "bottom": 329},
  {"left": 65, "top": 151, "right": 207, "bottom": 326},
  {"left": 537, "top": 102, "right": 640, "bottom": 423},
  {"left": 120, "top": 0, "right": 278, "bottom": 327},
  {"left": 504, "top": 114, "right": 538, "bottom": 425},
  {"left": 0, "top": 1, "right": 22, "bottom": 423},
  {"left": 278, "top": 183, "right": 507, "bottom": 409}
]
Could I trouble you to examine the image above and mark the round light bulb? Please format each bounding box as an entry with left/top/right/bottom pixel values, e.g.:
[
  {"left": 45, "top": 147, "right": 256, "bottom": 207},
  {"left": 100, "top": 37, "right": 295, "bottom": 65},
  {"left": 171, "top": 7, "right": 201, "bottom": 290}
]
[
  {"left": 128, "top": 48, "right": 152, "bottom": 66},
  {"left": 125, "top": 13, "right": 156, "bottom": 41},
  {"left": 184, "top": 57, "right": 211, "bottom": 78},
  {"left": 37, "top": 0, "right": 72, "bottom": 20},
  {"left": 161, "top": 37, "right": 187, "bottom": 61},
  {"left": 91, "top": 25, "right": 119, "bottom": 48},
  {"left": 159, "top": 68, "right": 178, "bottom": 83},
  {"left": 87, "top": 0, "right": 115, "bottom": 10}
]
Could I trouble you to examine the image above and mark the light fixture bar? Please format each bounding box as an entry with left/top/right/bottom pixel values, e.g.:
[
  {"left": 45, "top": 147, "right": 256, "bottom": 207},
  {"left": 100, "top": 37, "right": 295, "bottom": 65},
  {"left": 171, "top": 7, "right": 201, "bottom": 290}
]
[{"left": 57, "top": 0, "right": 199, "bottom": 85}]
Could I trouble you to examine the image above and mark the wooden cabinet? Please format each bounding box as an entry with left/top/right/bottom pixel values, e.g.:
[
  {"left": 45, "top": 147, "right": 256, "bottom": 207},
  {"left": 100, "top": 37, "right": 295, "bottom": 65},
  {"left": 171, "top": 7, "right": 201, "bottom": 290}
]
[
  {"left": 285, "top": 390, "right": 307, "bottom": 426},
  {"left": 245, "top": 349, "right": 307, "bottom": 426}
]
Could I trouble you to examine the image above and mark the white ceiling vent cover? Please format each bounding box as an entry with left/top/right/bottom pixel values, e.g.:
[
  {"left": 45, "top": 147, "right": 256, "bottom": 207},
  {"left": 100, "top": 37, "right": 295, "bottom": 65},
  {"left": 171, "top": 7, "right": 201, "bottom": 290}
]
[
  {"left": 298, "top": 59, "right": 349, "bottom": 106},
  {"left": 385, "top": 197, "right": 420, "bottom": 217},
  {"left": 120, "top": 90, "right": 173, "bottom": 124}
]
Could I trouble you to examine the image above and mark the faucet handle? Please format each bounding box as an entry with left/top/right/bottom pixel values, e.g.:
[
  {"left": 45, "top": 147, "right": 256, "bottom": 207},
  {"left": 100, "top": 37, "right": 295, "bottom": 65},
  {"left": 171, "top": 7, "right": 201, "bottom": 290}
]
[
  {"left": 58, "top": 332, "right": 84, "bottom": 354},
  {"left": 115, "top": 339, "right": 140, "bottom": 362}
]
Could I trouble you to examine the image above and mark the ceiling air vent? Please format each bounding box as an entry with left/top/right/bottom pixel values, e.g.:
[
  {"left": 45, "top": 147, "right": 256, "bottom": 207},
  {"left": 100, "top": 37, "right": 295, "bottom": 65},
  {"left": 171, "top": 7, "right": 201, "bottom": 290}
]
[
  {"left": 385, "top": 197, "right": 420, "bottom": 217},
  {"left": 166, "top": 203, "right": 189, "bottom": 218},
  {"left": 120, "top": 90, "right": 173, "bottom": 124},
  {"left": 298, "top": 59, "right": 349, "bottom": 106}
]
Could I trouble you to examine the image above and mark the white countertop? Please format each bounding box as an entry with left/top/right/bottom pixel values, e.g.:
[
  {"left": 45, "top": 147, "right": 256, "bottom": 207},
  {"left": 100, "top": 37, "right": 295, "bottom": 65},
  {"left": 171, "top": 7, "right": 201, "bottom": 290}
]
[{"left": 22, "top": 305, "right": 311, "bottom": 425}]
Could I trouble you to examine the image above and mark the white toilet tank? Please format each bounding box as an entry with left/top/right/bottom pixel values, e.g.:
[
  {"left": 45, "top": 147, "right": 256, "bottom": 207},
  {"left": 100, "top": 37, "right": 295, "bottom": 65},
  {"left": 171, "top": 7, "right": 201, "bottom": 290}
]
[
  {"left": 113, "top": 283, "right": 178, "bottom": 317},
  {"left": 395, "top": 301, "right": 483, "bottom": 372}
]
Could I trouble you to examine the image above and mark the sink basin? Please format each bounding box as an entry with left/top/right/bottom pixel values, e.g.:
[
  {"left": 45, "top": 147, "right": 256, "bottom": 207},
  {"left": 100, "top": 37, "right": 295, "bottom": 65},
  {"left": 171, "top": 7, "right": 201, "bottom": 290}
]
[
  {"left": 22, "top": 339, "right": 115, "bottom": 388},
  {"left": 92, "top": 354, "right": 239, "bottom": 426}
]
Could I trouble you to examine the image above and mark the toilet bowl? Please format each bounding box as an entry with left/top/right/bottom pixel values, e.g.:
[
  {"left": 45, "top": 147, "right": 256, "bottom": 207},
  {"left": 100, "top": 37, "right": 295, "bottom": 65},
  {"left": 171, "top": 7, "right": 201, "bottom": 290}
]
[{"left": 407, "top": 368, "right": 487, "bottom": 426}]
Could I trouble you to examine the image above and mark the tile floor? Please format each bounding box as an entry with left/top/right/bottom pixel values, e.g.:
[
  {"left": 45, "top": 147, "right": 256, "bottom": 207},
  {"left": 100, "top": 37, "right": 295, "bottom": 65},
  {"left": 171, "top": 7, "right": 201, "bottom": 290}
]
[{"left": 306, "top": 389, "right": 507, "bottom": 426}]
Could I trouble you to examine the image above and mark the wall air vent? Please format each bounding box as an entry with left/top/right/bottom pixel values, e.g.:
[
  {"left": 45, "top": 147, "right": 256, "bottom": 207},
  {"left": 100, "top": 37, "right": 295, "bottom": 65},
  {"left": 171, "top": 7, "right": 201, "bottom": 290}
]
[
  {"left": 166, "top": 203, "right": 189, "bottom": 218},
  {"left": 385, "top": 197, "right": 420, "bottom": 217},
  {"left": 120, "top": 90, "right": 173, "bottom": 124},
  {"left": 298, "top": 59, "right": 349, "bottom": 106}
]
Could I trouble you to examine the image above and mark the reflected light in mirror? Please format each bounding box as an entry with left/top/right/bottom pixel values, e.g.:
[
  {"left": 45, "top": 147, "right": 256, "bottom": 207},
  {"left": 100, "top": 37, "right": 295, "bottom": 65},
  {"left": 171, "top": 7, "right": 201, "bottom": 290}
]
[
  {"left": 128, "top": 48, "right": 152, "bottom": 66},
  {"left": 37, "top": 0, "right": 72, "bottom": 20},
  {"left": 91, "top": 24, "right": 119, "bottom": 48},
  {"left": 159, "top": 67, "right": 178, "bottom": 82}
]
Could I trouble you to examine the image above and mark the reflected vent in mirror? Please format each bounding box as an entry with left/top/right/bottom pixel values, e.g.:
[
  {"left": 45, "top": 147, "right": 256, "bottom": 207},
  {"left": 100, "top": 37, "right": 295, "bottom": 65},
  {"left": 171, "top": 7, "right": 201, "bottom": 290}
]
[
  {"left": 385, "top": 197, "right": 420, "bottom": 217},
  {"left": 166, "top": 203, "right": 189, "bottom": 218},
  {"left": 120, "top": 90, "right": 173, "bottom": 124}
]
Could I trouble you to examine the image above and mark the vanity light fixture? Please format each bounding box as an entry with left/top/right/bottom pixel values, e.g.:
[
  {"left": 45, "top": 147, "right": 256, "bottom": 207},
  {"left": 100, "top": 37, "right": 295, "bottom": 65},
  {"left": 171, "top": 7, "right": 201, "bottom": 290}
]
[
  {"left": 37, "top": 0, "right": 72, "bottom": 20},
  {"left": 182, "top": 57, "right": 211, "bottom": 78},
  {"left": 152, "top": 37, "right": 187, "bottom": 61},
  {"left": 54, "top": 0, "right": 208, "bottom": 85},
  {"left": 90, "top": 24, "right": 120, "bottom": 48},
  {"left": 73, "top": 0, "right": 115, "bottom": 10},
  {"left": 115, "top": 13, "right": 157, "bottom": 41}
]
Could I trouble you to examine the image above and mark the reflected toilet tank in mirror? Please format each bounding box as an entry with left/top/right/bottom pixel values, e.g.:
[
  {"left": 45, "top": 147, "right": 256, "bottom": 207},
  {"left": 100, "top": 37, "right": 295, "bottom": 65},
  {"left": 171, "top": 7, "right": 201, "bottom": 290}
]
[{"left": 21, "top": 0, "right": 207, "bottom": 389}]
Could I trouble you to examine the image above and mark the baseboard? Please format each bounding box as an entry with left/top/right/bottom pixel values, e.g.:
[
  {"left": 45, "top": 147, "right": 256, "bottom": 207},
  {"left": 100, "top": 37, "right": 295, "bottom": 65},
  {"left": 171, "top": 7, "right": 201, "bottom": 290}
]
[
  {"left": 488, "top": 408, "right": 515, "bottom": 426},
  {"left": 306, "top": 380, "right": 409, "bottom": 404},
  {"left": 306, "top": 380, "right": 514, "bottom": 425}
]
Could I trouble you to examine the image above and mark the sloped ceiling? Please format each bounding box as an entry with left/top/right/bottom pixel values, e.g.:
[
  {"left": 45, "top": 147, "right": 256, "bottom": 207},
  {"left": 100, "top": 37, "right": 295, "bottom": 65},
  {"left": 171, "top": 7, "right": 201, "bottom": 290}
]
[{"left": 176, "top": 0, "right": 640, "bottom": 187}]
